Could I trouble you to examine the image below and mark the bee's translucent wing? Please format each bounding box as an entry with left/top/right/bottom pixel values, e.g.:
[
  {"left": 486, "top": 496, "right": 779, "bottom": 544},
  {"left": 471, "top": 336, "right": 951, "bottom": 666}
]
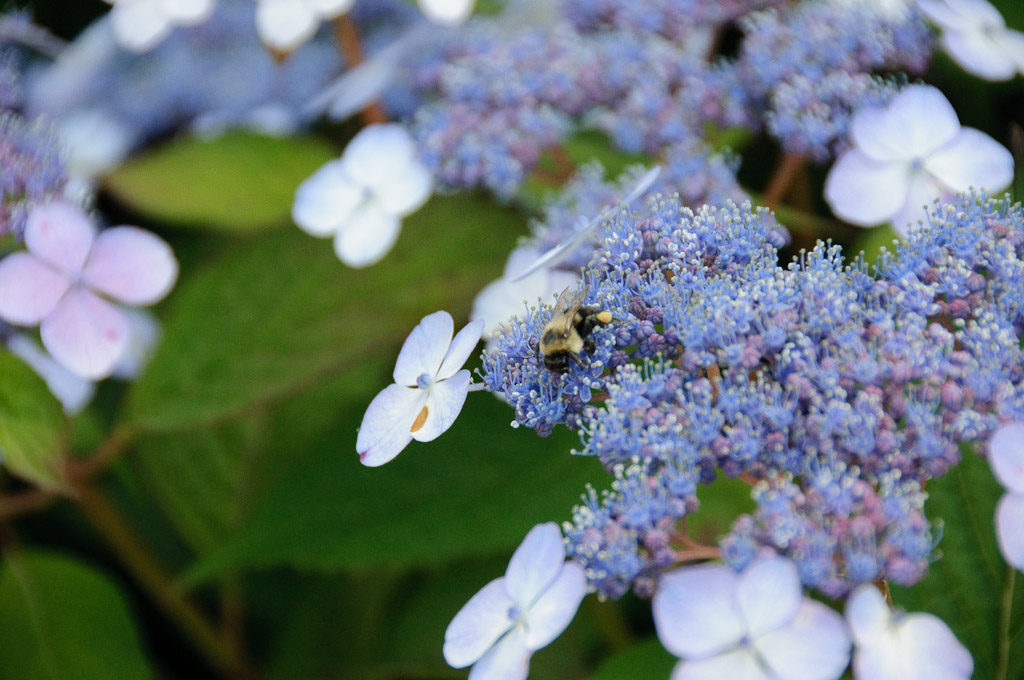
[
  {"left": 551, "top": 286, "right": 586, "bottom": 333},
  {"left": 510, "top": 165, "right": 661, "bottom": 282}
]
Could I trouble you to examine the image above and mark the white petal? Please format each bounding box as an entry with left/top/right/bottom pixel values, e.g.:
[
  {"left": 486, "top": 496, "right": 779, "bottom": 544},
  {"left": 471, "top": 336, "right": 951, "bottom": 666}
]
[
  {"left": 418, "top": 0, "right": 475, "bottom": 26},
  {"left": 736, "top": 557, "right": 802, "bottom": 639},
  {"left": 444, "top": 578, "right": 517, "bottom": 668},
  {"left": 373, "top": 161, "right": 433, "bottom": 217},
  {"left": 918, "top": 0, "right": 967, "bottom": 28},
  {"left": 852, "top": 86, "right": 960, "bottom": 162},
  {"left": 919, "top": 0, "right": 1005, "bottom": 29},
  {"left": 110, "top": 0, "right": 173, "bottom": 52},
  {"left": 672, "top": 649, "right": 771, "bottom": 680},
  {"left": 941, "top": 30, "right": 1018, "bottom": 80},
  {"left": 505, "top": 523, "right": 567, "bottom": 609},
  {"left": 924, "top": 128, "right": 1014, "bottom": 194},
  {"left": 82, "top": 226, "right": 178, "bottom": 305},
  {"left": 467, "top": 625, "right": 531, "bottom": 680},
  {"left": 307, "top": 0, "right": 355, "bottom": 19},
  {"left": 59, "top": 109, "right": 134, "bottom": 182},
  {"left": 990, "top": 423, "right": 1024, "bottom": 493},
  {"left": 292, "top": 160, "right": 364, "bottom": 237},
  {"left": 341, "top": 124, "right": 418, "bottom": 190},
  {"left": 888, "top": 174, "right": 944, "bottom": 236},
  {"left": 109, "top": 307, "right": 161, "bottom": 380},
  {"left": 25, "top": 201, "right": 96, "bottom": 276},
  {"left": 437, "top": 319, "right": 485, "bottom": 381},
  {"left": 993, "top": 28, "right": 1024, "bottom": 72},
  {"left": 653, "top": 564, "right": 746, "bottom": 659},
  {"left": 521, "top": 562, "right": 586, "bottom": 651},
  {"left": 393, "top": 311, "right": 454, "bottom": 386},
  {"left": 355, "top": 383, "right": 424, "bottom": 467},
  {"left": 40, "top": 287, "right": 129, "bottom": 379},
  {"left": 255, "top": 0, "right": 318, "bottom": 52},
  {"left": 755, "top": 600, "right": 851, "bottom": 680},
  {"left": 845, "top": 584, "right": 891, "bottom": 648},
  {"left": 996, "top": 493, "right": 1024, "bottom": 570},
  {"left": 896, "top": 611, "right": 973, "bottom": 679},
  {"left": 0, "top": 253, "right": 71, "bottom": 325},
  {"left": 824, "top": 151, "right": 911, "bottom": 227},
  {"left": 333, "top": 202, "right": 401, "bottom": 268},
  {"left": 6, "top": 334, "right": 96, "bottom": 415},
  {"left": 159, "top": 0, "right": 215, "bottom": 23},
  {"left": 410, "top": 370, "right": 472, "bottom": 442}
]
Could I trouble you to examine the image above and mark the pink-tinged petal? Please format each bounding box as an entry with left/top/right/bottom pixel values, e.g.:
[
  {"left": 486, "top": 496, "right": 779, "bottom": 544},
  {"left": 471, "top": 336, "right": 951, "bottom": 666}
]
[
  {"left": 824, "top": 150, "right": 911, "bottom": 227},
  {"left": 25, "top": 201, "right": 96, "bottom": 276},
  {"left": 672, "top": 649, "right": 771, "bottom": 680},
  {"left": 0, "top": 253, "right": 71, "bottom": 325},
  {"left": 990, "top": 423, "right": 1024, "bottom": 493},
  {"left": 82, "top": 226, "right": 177, "bottom": 305},
  {"left": 159, "top": 0, "right": 215, "bottom": 23},
  {"left": 505, "top": 523, "right": 566, "bottom": 609},
  {"left": 521, "top": 562, "right": 586, "bottom": 651},
  {"left": 40, "top": 287, "right": 129, "bottom": 379},
  {"left": 889, "top": 174, "right": 945, "bottom": 237},
  {"left": 897, "top": 612, "right": 973, "bottom": 679},
  {"left": 410, "top": 369, "right": 471, "bottom": 442},
  {"left": 373, "top": 161, "right": 433, "bottom": 217},
  {"left": 467, "top": 625, "right": 530, "bottom": 680},
  {"left": 341, "top": 124, "right": 418, "bottom": 189},
  {"left": 292, "top": 160, "right": 364, "bottom": 237},
  {"left": 925, "top": 128, "right": 1014, "bottom": 194},
  {"left": 393, "top": 311, "right": 454, "bottom": 385},
  {"left": 852, "top": 86, "right": 960, "bottom": 162},
  {"left": 109, "top": 307, "right": 161, "bottom": 380},
  {"left": 845, "top": 585, "right": 890, "bottom": 648},
  {"left": 255, "top": 0, "right": 318, "bottom": 52},
  {"left": 940, "top": 30, "right": 1018, "bottom": 80},
  {"left": 355, "top": 383, "right": 425, "bottom": 467},
  {"left": 437, "top": 319, "right": 485, "bottom": 380},
  {"left": 996, "top": 493, "right": 1024, "bottom": 570},
  {"left": 755, "top": 600, "right": 851, "bottom": 680},
  {"left": 332, "top": 202, "right": 401, "bottom": 268},
  {"left": 6, "top": 334, "right": 96, "bottom": 415},
  {"left": 418, "top": 0, "right": 475, "bottom": 26},
  {"left": 736, "top": 557, "right": 802, "bottom": 639},
  {"left": 110, "top": 0, "right": 172, "bottom": 52},
  {"left": 444, "top": 577, "right": 516, "bottom": 668},
  {"left": 653, "top": 564, "right": 746, "bottom": 659}
]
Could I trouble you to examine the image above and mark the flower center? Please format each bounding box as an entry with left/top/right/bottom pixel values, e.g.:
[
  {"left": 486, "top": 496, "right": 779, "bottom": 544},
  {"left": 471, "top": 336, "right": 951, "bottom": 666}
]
[{"left": 416, "top": 372, "right": 433, "bottom": 389}]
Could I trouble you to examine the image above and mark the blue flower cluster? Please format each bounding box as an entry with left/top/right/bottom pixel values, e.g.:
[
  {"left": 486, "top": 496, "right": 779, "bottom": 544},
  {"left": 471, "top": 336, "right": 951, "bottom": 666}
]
[{"left": 481, "top": 192, "right": 1024, "bottom": 599}]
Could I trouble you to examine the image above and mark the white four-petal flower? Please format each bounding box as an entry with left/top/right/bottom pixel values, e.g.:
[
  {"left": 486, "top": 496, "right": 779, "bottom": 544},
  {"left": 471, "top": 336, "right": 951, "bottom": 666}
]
[
  {"left": 418, "top": 0, "right": 475, "bottom": 26},
  {"left": 443, "top": 522, "right": 587, "bottom": 680},
  {"left": 824, "top": 84, "right": 1014, "bottom": 235},
  {"left": 846, "top": 584, "right": 973, "bottom": 680},
  {"left": 356, "top": 311, "right": 484, "bottom": 467},
  {"left": 653, "top": 557, "right": 852, "bottom": 680},
  {"left": 0, "top": 201, "right": 178, "bottom": 380},
  {"left": 989, "top": 422, "right": 1024, "bottom": 570},
  {"left": 105, "top": 0, "right": 215, "bottom": 53},
  {"left": 292, "top": 124, "right": 433, "bottom": 268},
  {"left": 255, "top": 0, "right": 355, "bottom": 53},
  {"left": 919, "top": 0, "right": 1024, "bottom": 81}
]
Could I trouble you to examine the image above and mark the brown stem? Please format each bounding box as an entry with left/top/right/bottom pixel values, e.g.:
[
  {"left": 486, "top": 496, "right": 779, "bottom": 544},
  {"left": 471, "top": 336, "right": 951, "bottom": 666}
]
[
  {"left": 761, "top": 152, "right": 807, "bottom": 209},
  {"left": 674, "top": 546, "right": 722, "bottom": 563},
  {"left": 67, "top": 428, "right": 131, "bottom": 481},
  {"left": 75, "top": 484, "right": 249, "bottom": 678},
  {"left": 873, "top": 578, "right": 893, "bottom": 607},
  {"left": 0, "top": 488, "right": 58, "bottom": 520},
  {"left": 333, "top": 15, "right": 389, "bottom": 125}
]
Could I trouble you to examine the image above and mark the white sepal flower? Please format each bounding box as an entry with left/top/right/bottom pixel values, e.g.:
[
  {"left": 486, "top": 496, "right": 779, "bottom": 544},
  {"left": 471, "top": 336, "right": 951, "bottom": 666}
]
[
  {"left": 293, "top": 124, "right": 433, "bottom": 268},
  {"left": 846, "top": 584, "right": 972, "bottom": 680},
  {"left": 418, "top": 0, "right": 475, "bottom": 26},
  {"left": 653, "top": 557, "right": 852, "bottom": 680},
  {"left": 919, "top": 0, "right": 1024, "bottom": 81},
  {"left": 0, "top": 201, "right": 177, "bottom": 380},
  {"left": 824, "top": 85, "right": 1014, "bottom": 235},
  {"left": 443, "top": 522, "right": 587, "bottom": 680},
  {"left": 255, "top": 0, "right": 355, "bottom": 52},
  {"left": 471, "top": 247, "right": 579, "bottom": 342},
  {"left": 105, "top": 0, "right": 215, "bottom": 53},
  {"left": 356, "top": 311, "right": 484, "bottom": 467},
  {"left": 989, "top": 422, "right": 1024, "bottom": 569}
]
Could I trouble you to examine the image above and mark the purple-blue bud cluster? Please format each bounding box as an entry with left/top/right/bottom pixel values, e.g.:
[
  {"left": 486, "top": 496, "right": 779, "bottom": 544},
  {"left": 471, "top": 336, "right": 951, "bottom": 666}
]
[
  {"left": 0, "top": 112, "right": 67, "bottom": 239},
  {"left": 482, "top": 192, "right": 1024, "bottom": 599}
]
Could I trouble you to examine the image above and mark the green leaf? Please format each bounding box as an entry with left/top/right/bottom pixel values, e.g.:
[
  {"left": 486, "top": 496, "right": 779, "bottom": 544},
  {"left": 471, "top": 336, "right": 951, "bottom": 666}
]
[
  {"left": 0, "top": 350, "right": 66, "bottom": 489},
  {"left": 183, "top": 394, "right": 605, "bottom": 583},
  {"left": 122, "top": 193, "right": 525, "bottom": 433},
  {"left": 588, "top": 638, "right": 676, "bottom": 680},
  {"left": 890, "top": 451, "right": 1024, "bottom": 680},
  {"left": 103, "top": 132, "right": 338, "bottom": 232},
  {"left": 0, "top": 550, "right": 153, "bottom": 680}
]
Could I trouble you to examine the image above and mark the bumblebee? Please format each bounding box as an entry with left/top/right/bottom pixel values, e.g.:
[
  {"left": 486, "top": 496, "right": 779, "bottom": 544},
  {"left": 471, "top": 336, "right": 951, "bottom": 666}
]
[{"left": 539, "top": 286, "right": 613, "bottom": 373}]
